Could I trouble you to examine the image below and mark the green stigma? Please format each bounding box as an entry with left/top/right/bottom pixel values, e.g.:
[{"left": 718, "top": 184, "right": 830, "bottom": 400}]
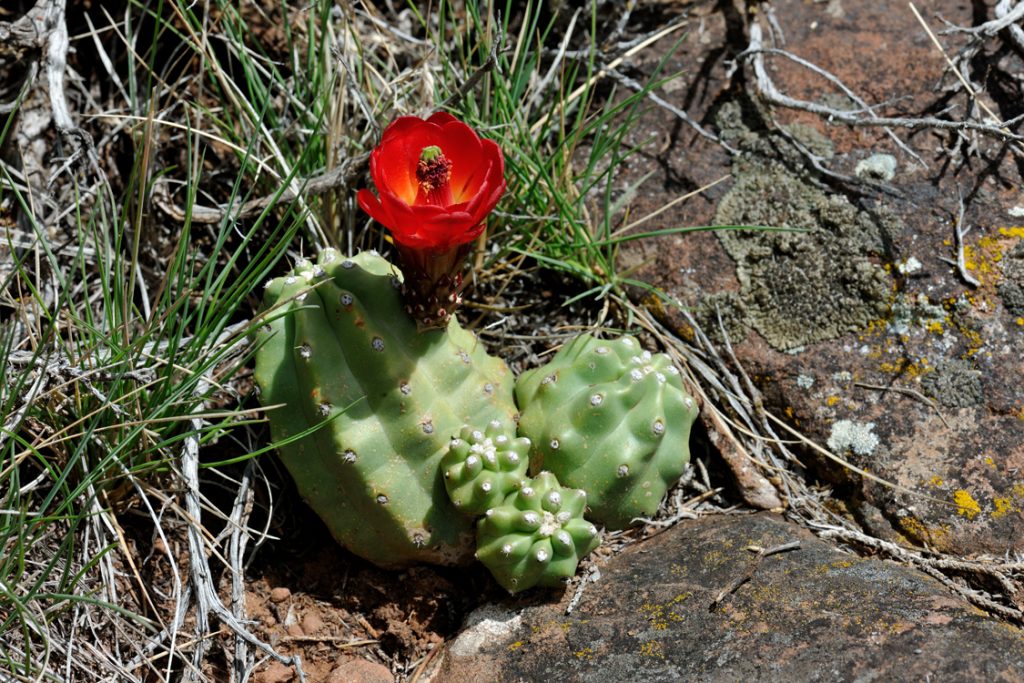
[{"left": 420, "top": 145, "right": 444, "bottom": 162}]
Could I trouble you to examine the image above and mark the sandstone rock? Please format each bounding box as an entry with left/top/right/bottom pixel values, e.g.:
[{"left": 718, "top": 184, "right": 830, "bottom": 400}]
[{"left": 441, "top": 514, "right": 1024, "bottom": 682}]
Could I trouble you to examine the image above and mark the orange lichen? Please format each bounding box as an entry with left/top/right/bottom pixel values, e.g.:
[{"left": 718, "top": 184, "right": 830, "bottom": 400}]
[
  {"left": 959, "top": 225, "right": 1024, "bottom": 289},
  {"left": 640, "top": 599, "right": 686, "bottom": 630},
  {"left": 992, "top": 497, "right": 1017, "bottom": 519},
  {"left": 826, "top": 395, "right": 840, "bottom": 407},
  {"left": 928, "top": 475, "right": 944, "bottom": 488},
  {"left": 898, "top": 516, "right": 951, "bottom": 548},
  {"left": 814, "top": 558, "right": 856, "bottom": 575},
  {"left": 879, "top": 357, "right": 932, "bottom": 378},
  {"left": 953, "top": 489, "right": 982, "bottom": 520},
  {"left": 639, "top": 640, "right": 665, "bottom": 658},
  {"left": 643, "top": 292, "right": 667, "bottom": 320}
]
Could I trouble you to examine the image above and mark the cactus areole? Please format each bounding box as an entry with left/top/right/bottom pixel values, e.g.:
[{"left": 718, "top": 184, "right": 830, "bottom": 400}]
[
  {"left": 357, "top": 113, "right": 506, "bottom": 328},
  {"left": 254, "top": 251, "right": 518, "bottom": 568}
]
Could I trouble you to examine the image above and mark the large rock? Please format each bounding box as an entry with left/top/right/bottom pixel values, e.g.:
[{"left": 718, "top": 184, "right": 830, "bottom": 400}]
[
  {"left": 616, "top": 0, "right": 1024, "bottom": 554},
  {"left": 440, "top": 514, "right": 1024, "bottom": 682}
]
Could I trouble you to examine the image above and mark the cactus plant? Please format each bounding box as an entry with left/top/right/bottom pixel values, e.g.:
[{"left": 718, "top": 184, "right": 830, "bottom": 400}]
[
  {"left": 441, "top": 420, "right": 531, "bottom": 517},
  {"left": 253, "top": 250, "right": 517, "bottom": 567},
  {"left": 515, "top": 334, "right": 699, "bottom": 530},
  {"left": 475, "top": 471, "right": 600, "bottom": 593}
]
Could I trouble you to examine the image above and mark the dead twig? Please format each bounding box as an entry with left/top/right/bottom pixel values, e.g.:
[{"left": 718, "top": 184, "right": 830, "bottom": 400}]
[
  {"left": 179, "top": 369, "right": 308, "bottom": 683},
  {"left": 599, "top": 63, "right": 737, "bottom": 153},
  {"left": 942, "top": 0, "right": 1024, "bottom": 55},
  {"left": 154, "top": 157, "right": 369, "bottom": 225},
  {"left": 814, "top": 524, "right": 1023, "bottom": 622},
  {"left": 530, "top": 17, "right": 689, "bottom": 135},
  {"left": 938, "top": 188, "right": 981, "bottom": 287},
  {"left": 566, "top": 564, "right": 601, "bottom": 615},
  {"left": 438, "top": 31, "right": 500, "bottom": 111},
  {"left": 853, "top": 382, "right": 951, "bottom": 429},
  {"left": 744, "top": 21, "right": 1024, "bottom": 145},
  {"left": 909, "top": 2, "right": 1024, "bottom": 159},
  {"left": 994, "top": 0, "right": 1024, "bottom": 53},
  {"left": 745, "top": 46, "right": 925, "bottom": 167}
]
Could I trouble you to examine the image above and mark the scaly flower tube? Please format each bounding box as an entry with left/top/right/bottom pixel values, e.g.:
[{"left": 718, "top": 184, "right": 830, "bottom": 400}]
[{"left": 357, "top": 112, "right": 506, "bottom": 328}]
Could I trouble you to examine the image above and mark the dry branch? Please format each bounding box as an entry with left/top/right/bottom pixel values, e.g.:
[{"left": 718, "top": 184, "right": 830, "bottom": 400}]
[
  {"left": 744, "top": 22, "right": 1024, "bottom": 145},
  {"left": 155, "top": 156, "right": 369, "bottom": 226}
]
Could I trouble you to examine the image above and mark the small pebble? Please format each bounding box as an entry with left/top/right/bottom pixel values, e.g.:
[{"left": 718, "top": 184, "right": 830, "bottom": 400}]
[
  {"left": 255, "top": 661, "right": 293, "bottom": 683},
  {"left": 301, "top": 612, "right": 325, "bottom": 635},
  {"left": 328, "top": 659, "right": 393, "bottom": 683},
  {"left": 269, "top": 587, "right": 291, "bottom": 603}
]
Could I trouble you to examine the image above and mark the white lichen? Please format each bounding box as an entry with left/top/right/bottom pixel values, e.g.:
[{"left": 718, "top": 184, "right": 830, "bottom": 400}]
[
  {"left": 448, "top": 606, "right": 523, "bottom": 657},
  {"left": 854, "top": 153, "right": 897, "bottom": 181},
  {"left": 897, "top": 256, "right": 922, "bottom": 274},
  {"left": 827, "top": 419, "right": 879, "bottom": 456}
]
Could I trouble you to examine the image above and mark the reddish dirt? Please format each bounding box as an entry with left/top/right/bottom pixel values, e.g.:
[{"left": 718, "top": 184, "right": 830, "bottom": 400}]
[{"left": 234, "top": 489, "right": 503, "bottom": 682}]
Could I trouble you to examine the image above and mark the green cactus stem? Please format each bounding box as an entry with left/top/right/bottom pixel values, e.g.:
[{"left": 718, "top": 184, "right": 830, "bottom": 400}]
[
  {"left": 253, "top": 250, "right": 517, "bottom": 568},
  {"left": 515, "top": 334, "right": 699, "bottom": 530},
  {"left": 475, "top": 471, "right": 600, "bottom": 593},
  {"left": 441, "top": 420, "right": 531, "bottom": 517}
]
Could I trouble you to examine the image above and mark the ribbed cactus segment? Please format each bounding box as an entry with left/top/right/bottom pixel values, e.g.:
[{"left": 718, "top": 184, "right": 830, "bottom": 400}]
[
  {"left": 475, "top": 472, "right": 600, "bottom": 593},
  {"left": 253, "top": 250, "right": 517, "bottom": 568},
  {"left": 441, "top": 420, "right": 530, "bottom": 516},
  {"left": 515, "top": 334, "right": 699, "bottom": 530}
]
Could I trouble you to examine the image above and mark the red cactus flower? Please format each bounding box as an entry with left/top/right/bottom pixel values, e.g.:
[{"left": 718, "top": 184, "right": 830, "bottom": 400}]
[
  {"left": 357, "top": 112, "right": 506, "bottom": 252},
  {"left": 357, "top": 112, "right": 506, "bottom": 329}
]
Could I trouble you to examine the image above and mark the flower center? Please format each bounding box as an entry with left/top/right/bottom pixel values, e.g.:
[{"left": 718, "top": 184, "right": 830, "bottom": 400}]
[{"left": 416, "top": 146, "right": 453, "bottom": 206}]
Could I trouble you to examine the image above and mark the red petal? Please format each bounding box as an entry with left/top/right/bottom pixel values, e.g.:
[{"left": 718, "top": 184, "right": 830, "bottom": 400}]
[
  {"left": 374, "top": 141, "right": 417, "bottom": 204},
  {"left": 380, "top": 116, "right": 429, "bottom": 144},
  {"left": 480, "top": 138, "right": 505, "bottom": 182},
  {"left": 426, "top": 111, "right": 459, "bottom": 126},
  {"left": 463, "top": 155, "right": 506, "bottom": 222},
  {"left": 357, "top": 189, "right": 396, "bottom": 229},
  {"left": 436, "top": 120, "right": 485, "bottom": 200}
]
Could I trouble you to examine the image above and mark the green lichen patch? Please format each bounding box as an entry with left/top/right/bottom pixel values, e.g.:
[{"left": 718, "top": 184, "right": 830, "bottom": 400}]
[
  {"left": 692, "top": 291, "right": 749, "bottom": 345},
  {"left": 997, "top": 242, "right": 1024, "bottom": 319},
  {"left": 713, "top": 166, "right": 895, "bottom": 351},
  {"left": 920, "top": 358, "right": 984, "bottom": 408}
]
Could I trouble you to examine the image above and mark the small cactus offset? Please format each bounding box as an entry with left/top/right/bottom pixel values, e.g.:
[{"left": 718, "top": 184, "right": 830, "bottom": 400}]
[
  {"left": 253, "top": 250, "right": 518, "bottom": 568},
  {"left": 475, "top": 471, "right": 600, "bottom": 593},
  {"left": 515, "top": 334, "right": 699, "bottom": 530},
  {"left": 441, "top": 420, "right": 530, "bottom": 517}
]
